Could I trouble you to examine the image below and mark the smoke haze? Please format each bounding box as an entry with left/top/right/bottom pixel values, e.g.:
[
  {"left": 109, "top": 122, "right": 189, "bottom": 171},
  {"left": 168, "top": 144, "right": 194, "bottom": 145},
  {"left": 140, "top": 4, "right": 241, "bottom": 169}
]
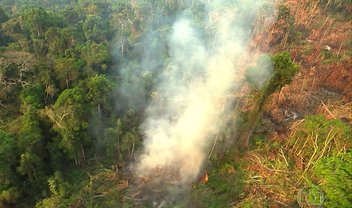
[{"left": 117, "top": 0, "right": 276, "bottom": 204}]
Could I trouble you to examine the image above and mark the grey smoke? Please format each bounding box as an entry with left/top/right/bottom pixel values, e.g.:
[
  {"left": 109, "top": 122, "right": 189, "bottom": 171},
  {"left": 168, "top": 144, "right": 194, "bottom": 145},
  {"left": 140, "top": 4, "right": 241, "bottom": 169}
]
[
  {"left": 112, "top": 1, "right": 276, "bottom": 205},
  {"left": 133, "top": 0, "right": 276, "bottom": 185}
]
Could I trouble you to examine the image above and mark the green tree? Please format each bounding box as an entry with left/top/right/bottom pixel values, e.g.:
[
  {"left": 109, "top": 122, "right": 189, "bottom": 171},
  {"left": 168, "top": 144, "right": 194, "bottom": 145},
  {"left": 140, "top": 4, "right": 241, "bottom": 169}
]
[
  {"left": 32, "top": 38, "right": 48, "bottom": 56},
  {"left": 104, "top": 120, "right": 123, "bottom": 163},
  {"left": 21, "top": 7, "right": 50, "bottom": 38},
  {"left": 17, "top": 152, "right": 40, "bottom": 181},
  {"left": 86, "top": 75, "right": 116, "bottom": 112},
  {"left": 78, "top": 41, "right": 111, "bottom": 75},
  {"left": 1, "top": 18, "right": 30, "bottom": 51},
  {"left": 61, "top": 25, "right": 86, "bottom": 47},
  {"left": 264, "top": 52, "right": 299, "bottom": 97},
  {"left": 84, "top": 1, "right": 111, "bottom": 19},
  {"left": 45, "top": 86, "right": 89, "bottom": 165},
  {"left": 82, "top": 14, "right": 109, "bottom": 42},
  {"left": 86, "top": 75, "right": 116, "bottom": 156},
  {"left": 61, "top": 5, "right": 85, "bottom": 25},
  {"left": 53, "top": 57, "right": 84, "bottom": 89},
  {"left": 0, "top": 130, "right": 20, "bottom": 204},
  {"left": 241, "top": 52, "right": 299, "bottom": 147},
  {"left": 16, "top": 85, "right": 46, "bottom": 182},
  {"left": 45, "top": 27, "right": 67, "bottom": 57},
  {"left": 21, "top": 7, "right": 65, "bottom": 38}
]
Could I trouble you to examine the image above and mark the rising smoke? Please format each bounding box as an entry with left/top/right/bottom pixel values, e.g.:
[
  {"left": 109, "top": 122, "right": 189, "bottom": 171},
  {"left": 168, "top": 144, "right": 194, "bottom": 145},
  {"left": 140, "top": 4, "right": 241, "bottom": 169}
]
[{"left": 120, "top": 0, "right": 276, "bottom": 205}]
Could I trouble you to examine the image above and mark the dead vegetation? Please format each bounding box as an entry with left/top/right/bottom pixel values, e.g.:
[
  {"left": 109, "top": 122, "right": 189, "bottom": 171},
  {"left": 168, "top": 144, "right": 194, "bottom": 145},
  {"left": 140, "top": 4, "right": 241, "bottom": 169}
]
[{"left": 233, "top": 1, "right": 352, "bottom": 207}]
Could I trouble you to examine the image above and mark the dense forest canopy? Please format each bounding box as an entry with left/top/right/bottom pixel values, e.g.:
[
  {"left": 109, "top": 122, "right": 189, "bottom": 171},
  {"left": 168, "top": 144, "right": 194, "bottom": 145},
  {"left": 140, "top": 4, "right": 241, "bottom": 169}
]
[
  {"left": 0, "top": 0, "right": 142, "bottom": 206},
  {"left": 0, "top": 0, "right": 351, "bottom": 207}
]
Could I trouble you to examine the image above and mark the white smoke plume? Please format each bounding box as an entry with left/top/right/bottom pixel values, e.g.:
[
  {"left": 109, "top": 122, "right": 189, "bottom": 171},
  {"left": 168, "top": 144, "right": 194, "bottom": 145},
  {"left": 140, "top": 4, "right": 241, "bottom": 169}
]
[{"left": 134, "top": 0, "right": 275, "bottom": 187}]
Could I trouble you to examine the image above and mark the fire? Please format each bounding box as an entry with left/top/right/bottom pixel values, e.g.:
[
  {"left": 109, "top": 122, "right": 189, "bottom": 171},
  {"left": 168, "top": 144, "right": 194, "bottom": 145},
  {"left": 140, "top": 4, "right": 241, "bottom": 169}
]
[{"left": 199, "top": 173, "right": 209, "bottom": 184}]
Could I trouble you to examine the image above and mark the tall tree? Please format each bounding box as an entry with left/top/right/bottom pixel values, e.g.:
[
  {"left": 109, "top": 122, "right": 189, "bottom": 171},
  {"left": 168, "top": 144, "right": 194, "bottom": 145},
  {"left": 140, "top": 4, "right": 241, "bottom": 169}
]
[
  {"left": 0, "top": 130, "right": 20, "bottom": 204},
  {"left": 21, "top": 7, "right": 65, "bottom": 38},
  {"left": 45, "top": 27, "right": 67, "bottom": 57},
  {"left": 82, "top": 14, "right": 109, "bottom": 42},
  {"left": 78, "top": 41, "right": 111, "bottom": 75},
  {"left": 16, "top": 85, "right": 46, "bottom": 182},
  {"left": 86, "top": 75, "right": 116, "bottom": 155},
  {"left": 53, "top": 57, "right": 84, "bottom": 89},
  {"left": 45, "top": 86, "right": 89, "bottom": 165}
]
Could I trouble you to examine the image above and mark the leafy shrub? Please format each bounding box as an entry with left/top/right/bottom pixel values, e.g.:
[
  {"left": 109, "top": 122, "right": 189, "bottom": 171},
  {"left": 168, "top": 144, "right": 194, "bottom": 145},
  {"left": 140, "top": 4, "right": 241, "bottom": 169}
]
[
  {"left": 246, "top": 52, "right": 299, "bottom": 100},
  {"left": 266, "top": 52, "right": 299, "bottom": 95},
  {"left": 192, "top": 156, "right": 244, "bottom": 207},
  {"left": 288, "top": 115, "right": 351, "bottom": 164},
  {"left": 314, "top": 152, "right": 352, "bottom": 207}
]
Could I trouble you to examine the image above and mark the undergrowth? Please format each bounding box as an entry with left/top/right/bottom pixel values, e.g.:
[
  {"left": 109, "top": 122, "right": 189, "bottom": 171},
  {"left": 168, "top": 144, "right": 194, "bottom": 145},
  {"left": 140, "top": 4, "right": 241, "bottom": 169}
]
[
  {"left": 235, "top": 115, "right": 351, "bottom": 207},
  {"left": 191, "top": 153, "right": 244, "bottom": 208},
  {"left": 35, "top": 167, "right": 127, "bottom": 208}
]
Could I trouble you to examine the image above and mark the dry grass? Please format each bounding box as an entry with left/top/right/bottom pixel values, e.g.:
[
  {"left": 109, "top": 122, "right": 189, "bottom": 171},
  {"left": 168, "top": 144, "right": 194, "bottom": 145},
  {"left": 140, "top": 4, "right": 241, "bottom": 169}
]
[{"left": 236, "top": 112, "right": 351, "bottom": 207}]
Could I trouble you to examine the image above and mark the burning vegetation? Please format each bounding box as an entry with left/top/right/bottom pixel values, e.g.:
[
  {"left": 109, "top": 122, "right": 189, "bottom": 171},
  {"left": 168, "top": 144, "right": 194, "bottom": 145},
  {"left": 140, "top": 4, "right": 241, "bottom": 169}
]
[{"left": 0, "top": 0, "right": 351, "bottom": 208}]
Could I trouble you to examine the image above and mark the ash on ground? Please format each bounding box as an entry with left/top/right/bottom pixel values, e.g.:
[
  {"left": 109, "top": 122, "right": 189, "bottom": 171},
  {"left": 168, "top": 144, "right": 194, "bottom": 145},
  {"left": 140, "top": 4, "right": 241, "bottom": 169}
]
[{"left": 124, "top": 166, "right": 194, "bottom": 207}]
